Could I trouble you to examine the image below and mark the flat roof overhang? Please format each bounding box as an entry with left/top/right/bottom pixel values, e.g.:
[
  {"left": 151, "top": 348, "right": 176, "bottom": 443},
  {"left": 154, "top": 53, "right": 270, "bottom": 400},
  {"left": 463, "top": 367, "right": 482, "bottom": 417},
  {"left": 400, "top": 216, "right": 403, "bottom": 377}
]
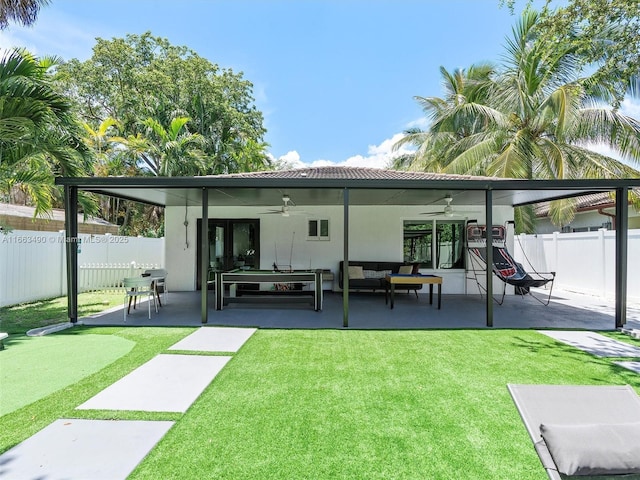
[{"left": 55, "top": 176, "right": 640, "bottom": 208}]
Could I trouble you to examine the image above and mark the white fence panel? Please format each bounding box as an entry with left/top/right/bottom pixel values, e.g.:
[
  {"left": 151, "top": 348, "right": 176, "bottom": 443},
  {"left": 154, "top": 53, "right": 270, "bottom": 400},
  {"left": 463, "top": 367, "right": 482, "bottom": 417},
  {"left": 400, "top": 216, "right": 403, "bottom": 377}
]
[
  {"left": 79, "top": 262, "right": 161, "bottom": 292},
  {"left": 0, "top": 231, "right": 66, "bottom": 306},
  {"left": 0, "top": 231, "right": 164, "bottom": 307},
  {"left": 514, "top": 229, "right": 640, "bottom": 302}
]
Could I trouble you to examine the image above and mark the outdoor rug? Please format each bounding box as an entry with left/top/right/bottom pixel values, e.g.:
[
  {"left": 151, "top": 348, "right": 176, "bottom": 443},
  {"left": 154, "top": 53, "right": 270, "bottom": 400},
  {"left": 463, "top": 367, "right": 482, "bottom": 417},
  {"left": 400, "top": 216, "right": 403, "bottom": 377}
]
[
  {"left": 615, "top": 361, "right": 640, "bottom": 374},
  {"left": 538, "top": 330, "right": 640, "bottom": 357},
  {"left": 0, "top": 418, "right": 173, "bottom": 480},
  {"left": 76, "top": 354, "right": 231, "bottom": 412},
  {"left": 168, "top": 326, "right": 256, "bottom": 353}
]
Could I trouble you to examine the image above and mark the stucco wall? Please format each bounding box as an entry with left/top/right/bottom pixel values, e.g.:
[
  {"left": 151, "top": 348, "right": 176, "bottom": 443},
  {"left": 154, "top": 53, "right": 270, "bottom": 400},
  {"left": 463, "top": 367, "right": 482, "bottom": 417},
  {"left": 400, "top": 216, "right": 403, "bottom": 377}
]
[
  {"left": 536, "top": 208, "right": 640, "bottom": 234},
  {"left": 165, "top": 203, "right": 514, "bottom": 294}
]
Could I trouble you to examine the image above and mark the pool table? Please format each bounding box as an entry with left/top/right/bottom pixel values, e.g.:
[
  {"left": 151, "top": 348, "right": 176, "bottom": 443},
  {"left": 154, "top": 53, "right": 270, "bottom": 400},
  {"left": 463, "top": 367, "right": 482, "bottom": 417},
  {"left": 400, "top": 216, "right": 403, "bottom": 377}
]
[{"left": 214, "top": 269, "right": 323, "bottom": 311}]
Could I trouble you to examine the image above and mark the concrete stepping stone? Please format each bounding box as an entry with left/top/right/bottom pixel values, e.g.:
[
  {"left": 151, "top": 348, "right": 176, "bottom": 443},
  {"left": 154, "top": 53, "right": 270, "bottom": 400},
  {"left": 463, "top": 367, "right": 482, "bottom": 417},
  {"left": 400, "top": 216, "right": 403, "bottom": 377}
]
[
  {"left": 615, "top": 361, "right": 640, "bottom": 374},
  {"left": 0, "top": 418, "right": 173, "bottom": 480},
  {"left": 538, "top": 330, "right": 640, "bottom": 357},
  {"left": 169, "top": 326, "right": 256, "bottom": 353},
  {"left": 77, "top": 354, "right": 230, "bottom": 412}
]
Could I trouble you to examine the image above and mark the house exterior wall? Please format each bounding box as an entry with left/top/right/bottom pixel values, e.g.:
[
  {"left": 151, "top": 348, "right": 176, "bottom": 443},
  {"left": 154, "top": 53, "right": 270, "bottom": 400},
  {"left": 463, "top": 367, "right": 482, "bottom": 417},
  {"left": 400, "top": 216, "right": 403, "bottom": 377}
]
[
  {"left": 164, "top": 203, "right": 514, "bottom": 294},
  {"left": 535, "top": 208, "right": 640, "bottom": 234}
]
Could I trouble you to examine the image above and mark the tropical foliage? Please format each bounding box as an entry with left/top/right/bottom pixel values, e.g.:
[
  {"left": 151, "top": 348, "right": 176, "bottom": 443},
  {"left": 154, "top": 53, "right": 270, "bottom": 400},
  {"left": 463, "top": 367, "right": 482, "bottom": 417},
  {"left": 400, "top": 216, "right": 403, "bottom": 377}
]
[
  {"left": 502, "top": 0, "right": 640, "bottom": 106},
  {"left": 0, "top": 49, "right": 95, "bottom": 219},
  {"left": 46, "top": 33, "right": 272, "bottom": 235},
  {"left": 0, "top": 0, "right": 49, "bottom": 29},
  {"left": 394, "top": 10, "right": 640, "bottom": 230},
  {"left": 55, "top": 32, "right": 271, "bottom": 176}
]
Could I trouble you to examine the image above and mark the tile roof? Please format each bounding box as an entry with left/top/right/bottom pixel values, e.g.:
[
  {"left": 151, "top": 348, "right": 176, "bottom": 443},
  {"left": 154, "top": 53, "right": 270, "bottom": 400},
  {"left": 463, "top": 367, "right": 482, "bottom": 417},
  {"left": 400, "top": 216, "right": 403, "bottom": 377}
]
[
  {"left": 211, "top": 166, "right": 500, "bottom": 181},
  {"left": 534, "top": 189, "right": 638, "bottom": 217}
]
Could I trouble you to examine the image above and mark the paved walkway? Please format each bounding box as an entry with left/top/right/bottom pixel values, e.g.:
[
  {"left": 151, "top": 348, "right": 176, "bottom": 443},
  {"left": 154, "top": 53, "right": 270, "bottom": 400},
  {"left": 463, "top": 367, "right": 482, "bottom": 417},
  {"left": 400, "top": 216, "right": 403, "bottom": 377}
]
[
  {"left": 77, "top": 354, "right": 231, "bottom": 413},
  {"left": 0, "top": 327, "right": 255, "bottom": 480},
  {"left": 538, "top": 330, "right": 640, "bottom": 357}
]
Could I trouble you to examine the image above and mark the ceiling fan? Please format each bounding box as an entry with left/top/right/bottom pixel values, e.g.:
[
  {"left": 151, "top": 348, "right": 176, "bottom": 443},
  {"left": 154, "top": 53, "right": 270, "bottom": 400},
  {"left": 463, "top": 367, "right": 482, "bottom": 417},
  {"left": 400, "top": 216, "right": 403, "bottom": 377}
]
[
  {"left": 421, "top": 194, "right": 459, "bottom": 217},
  {"left": 262, "top": 194, "right": 306, "bottom": 217}
]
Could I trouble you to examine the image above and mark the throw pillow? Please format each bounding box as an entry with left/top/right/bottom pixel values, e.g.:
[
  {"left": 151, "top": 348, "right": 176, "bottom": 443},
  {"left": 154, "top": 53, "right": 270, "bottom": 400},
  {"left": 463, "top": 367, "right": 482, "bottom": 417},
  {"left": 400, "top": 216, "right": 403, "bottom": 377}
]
[
  {"left": 348, "top": 266, "right": 365, "bottom": 279},
  {"left": 398, "top": 265, "right": 413, "bottom": 274},
  {"left": 540, "top": 422, "right": 640, "bottom": 476}
]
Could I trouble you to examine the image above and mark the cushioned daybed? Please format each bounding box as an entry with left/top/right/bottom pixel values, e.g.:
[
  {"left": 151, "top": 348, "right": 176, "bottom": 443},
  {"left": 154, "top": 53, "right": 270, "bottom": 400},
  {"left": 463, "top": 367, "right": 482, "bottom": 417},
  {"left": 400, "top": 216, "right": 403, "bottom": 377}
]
[{"left": 508, "top": 384, "right": 640, "bottom": 479}]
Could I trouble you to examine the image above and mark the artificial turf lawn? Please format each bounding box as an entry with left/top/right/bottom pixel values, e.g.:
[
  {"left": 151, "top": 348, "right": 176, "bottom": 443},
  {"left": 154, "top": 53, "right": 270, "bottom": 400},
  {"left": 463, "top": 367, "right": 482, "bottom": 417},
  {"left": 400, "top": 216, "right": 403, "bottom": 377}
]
[
  {"left": 0, "top": 326, "right": 195, "bottom": 453},
  {"left": 0, "top": 333, "right": 134, "bottom": 415},
  {"left": 2, "top": 327, "right": 639, "bottom": 479},
  {"left": 129, "top": 329, "right": 640, "bottom": 480}
]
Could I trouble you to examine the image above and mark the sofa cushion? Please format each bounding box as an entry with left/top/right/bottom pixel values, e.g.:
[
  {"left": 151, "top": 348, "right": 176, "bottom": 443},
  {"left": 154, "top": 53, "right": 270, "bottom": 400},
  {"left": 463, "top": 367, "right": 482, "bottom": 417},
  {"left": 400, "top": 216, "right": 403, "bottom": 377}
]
[
  {"left": 348, "top": 265, "right": 365, "bottom": 279},
  {"left": 363, "top": 270, "right": 388, "bottom": 279},
  {"left": 540, "top": 422, "right": 640, "bottom": 476}
]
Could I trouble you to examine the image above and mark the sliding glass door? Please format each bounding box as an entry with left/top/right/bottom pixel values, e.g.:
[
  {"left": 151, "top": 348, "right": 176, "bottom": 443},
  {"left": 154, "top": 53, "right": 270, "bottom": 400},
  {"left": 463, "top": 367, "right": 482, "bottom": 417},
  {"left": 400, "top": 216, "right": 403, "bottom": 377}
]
[{"left": 196, "top": 219, "right": 260, "bottom": 289}]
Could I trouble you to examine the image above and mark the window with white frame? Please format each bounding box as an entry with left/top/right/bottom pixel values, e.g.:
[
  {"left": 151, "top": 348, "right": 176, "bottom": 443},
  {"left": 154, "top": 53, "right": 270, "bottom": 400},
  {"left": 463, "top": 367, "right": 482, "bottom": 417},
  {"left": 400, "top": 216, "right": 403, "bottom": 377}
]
[{"left": 308, "top": 219, "right": 329, "bottom": 240}]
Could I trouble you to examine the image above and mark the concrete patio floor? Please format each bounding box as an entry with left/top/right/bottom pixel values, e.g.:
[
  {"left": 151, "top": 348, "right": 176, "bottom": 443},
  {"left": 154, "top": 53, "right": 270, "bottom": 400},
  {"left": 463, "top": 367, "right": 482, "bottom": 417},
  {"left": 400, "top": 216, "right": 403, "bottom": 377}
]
[{"left": 81, "top": 288, "right": 640, "bottom": 331}]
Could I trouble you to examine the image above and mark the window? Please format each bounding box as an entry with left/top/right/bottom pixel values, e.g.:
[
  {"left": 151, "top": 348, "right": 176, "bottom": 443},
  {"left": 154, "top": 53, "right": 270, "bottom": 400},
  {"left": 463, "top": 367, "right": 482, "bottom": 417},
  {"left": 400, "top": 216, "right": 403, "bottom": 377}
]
[
  {"left": 308, "top": 219, "right": 329, "bottom": 240},
  {"left": 403, "top": 220, "right": 465, "bottom": 269}
]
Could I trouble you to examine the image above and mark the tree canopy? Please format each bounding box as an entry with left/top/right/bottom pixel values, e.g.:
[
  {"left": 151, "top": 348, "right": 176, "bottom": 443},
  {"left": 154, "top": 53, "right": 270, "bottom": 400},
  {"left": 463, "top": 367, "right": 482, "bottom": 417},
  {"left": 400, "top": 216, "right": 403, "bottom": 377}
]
[
  {"left": 55, "top": 32, "right": 270, "bottom": 176},
  {"left": 501, "top": 0, "right": 639, "bottom": 106}
]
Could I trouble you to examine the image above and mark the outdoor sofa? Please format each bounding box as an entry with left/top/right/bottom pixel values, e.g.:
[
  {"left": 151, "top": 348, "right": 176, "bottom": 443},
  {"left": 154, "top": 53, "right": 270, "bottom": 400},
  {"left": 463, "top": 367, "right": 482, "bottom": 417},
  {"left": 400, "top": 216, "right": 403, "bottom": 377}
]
[{"left": 338, "top": 261, "right": 423, "bottom": 294}]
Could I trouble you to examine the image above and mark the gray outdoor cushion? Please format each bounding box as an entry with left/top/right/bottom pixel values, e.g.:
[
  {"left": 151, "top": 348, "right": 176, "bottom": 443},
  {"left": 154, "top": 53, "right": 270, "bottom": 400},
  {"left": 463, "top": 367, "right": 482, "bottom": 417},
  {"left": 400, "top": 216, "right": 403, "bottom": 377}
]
[{"left": 540, "top": 422, "right": 640, "bottom": 476}]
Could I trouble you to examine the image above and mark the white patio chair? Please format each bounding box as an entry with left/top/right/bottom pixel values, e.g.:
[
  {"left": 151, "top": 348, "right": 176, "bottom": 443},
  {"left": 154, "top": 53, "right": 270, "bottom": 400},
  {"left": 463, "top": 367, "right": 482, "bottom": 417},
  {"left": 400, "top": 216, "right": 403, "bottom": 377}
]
[{"left": 123, "top": 276, "right": 157, "bottom": 322}]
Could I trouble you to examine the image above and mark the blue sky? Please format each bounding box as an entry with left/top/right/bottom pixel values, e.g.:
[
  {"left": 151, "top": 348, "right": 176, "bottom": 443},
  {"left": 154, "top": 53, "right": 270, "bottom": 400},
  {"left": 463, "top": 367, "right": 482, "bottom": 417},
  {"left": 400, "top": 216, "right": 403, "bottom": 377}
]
[{"left": 2, "top": 0, "right": 638, "bottom": 168}]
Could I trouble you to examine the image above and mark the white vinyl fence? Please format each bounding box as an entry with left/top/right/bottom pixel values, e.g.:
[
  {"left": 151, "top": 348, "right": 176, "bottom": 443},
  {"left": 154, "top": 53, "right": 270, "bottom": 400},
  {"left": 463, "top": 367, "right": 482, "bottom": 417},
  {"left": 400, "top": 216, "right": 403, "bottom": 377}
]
[
  {"left": 0, "top": 230, "right": 164, "bottom": 307},
  {"left": 513, "top": 229, "right": 640, "bottom": 303}
]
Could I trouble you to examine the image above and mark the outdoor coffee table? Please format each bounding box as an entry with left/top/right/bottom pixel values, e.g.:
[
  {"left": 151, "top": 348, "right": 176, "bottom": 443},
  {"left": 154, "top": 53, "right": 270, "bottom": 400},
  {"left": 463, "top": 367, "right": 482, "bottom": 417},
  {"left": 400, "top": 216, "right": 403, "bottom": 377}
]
[{"left": 384, "top": 273, "right": 442, "bottom": 309}]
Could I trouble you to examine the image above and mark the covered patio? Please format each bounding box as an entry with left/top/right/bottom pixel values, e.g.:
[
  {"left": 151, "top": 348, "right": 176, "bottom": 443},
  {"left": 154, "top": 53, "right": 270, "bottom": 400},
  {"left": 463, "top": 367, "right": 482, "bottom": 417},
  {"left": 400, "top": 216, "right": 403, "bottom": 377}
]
[
  {"left": 56, "top": 167, "right": 640, "bottom": 329},
  {"left": 81, "top": 289, "right": 640, "bottom": 331}
]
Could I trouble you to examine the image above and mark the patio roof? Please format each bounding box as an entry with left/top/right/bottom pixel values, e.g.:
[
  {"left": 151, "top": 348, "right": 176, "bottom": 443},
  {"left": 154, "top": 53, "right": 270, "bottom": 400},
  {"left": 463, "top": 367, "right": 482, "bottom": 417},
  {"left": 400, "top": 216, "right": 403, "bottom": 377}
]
[
  {"left": 55, "top": 166, "right": 640, "bottom": 330},
  {"left": 54, "top": 166, "right": 640, "bottom": 209}
]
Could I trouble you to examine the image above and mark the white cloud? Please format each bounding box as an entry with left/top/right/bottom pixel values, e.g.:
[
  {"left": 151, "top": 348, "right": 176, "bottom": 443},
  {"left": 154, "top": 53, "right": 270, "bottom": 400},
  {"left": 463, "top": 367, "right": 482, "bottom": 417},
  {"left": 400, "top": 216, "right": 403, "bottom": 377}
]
[
  {"left": 0, "top": 12, "right": 104, "bottom": 61},
  {"left": 287, "top": 133, "right": 412, "bottom": 170}
]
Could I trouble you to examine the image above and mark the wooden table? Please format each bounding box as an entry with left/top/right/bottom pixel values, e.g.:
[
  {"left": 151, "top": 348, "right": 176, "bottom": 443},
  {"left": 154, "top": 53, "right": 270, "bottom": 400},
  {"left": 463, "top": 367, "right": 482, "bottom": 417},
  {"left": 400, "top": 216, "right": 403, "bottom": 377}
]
[{"left": 384, "top": 273, "right": 442, "bottom": 309}]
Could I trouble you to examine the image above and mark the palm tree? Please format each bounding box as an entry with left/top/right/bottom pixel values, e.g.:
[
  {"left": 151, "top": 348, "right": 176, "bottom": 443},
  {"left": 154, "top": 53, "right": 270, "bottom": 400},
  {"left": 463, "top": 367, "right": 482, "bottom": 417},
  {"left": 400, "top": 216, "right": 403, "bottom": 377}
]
[
  {"left": 82, "top": 117, "right": 137, "bottom": 224},
  {"left": 0, "top": 0, "right": 50, "bottom": 29},
  {"left": 126, "top": 116, "right": 209, "bottom": 176},
  {"left": 0, "top": 49, "right": 94, "bottom": 217},
  {"left": 395, "top": 10, "right": 640, "bottom": 230}
]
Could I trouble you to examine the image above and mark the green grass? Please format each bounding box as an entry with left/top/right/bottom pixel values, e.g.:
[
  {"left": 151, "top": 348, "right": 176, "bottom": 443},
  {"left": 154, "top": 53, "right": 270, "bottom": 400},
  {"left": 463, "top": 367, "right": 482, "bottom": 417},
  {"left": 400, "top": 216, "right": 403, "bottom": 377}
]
[
  {"left": 2, "top": 325, "right": 640, "bottom": 479},
  {"left": 0, "top": 333, "right": 134, "bottom": 415},
  {"left": 129, "top": 329, "right": 640, "bottom": 480},
  {"left": 0, "top": 291, "right": 123, "bottom": 334}
]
